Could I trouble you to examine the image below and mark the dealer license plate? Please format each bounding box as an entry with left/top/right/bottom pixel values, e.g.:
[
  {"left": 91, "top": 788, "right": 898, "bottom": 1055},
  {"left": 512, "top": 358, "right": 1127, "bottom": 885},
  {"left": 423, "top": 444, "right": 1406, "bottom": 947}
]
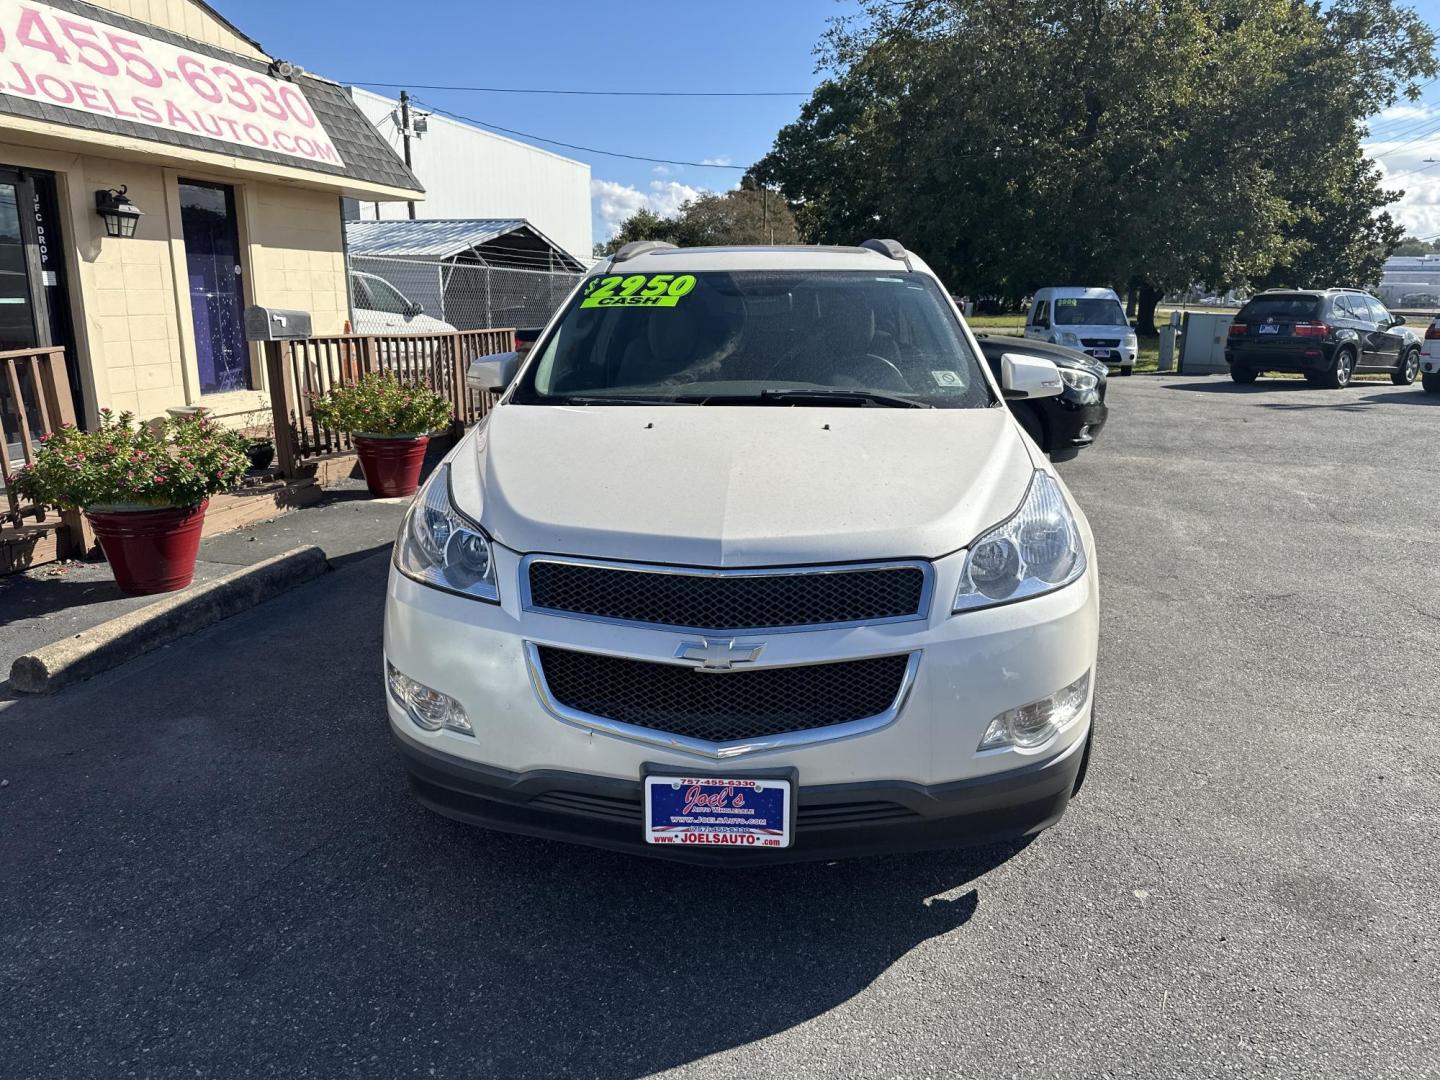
[
  {"left": 1258, "top": 324, "right": 1280, "bottom": 334},
  {"left": 644, "top": 776, "right": 792, "bottom": 849},
  {"left": 1088, "top": 348, "right": 1111, "bottom": 359}
]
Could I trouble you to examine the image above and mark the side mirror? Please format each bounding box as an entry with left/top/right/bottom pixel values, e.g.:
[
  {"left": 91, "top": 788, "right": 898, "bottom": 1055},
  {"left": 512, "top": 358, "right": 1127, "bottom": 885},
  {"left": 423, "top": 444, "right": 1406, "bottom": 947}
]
[
  {"left": 405, "top": 300, "right": 424, "bottom": 319},
  {"left": 467, "top": 351, "right": 520, "bottom": 392},
  {"left": 1000, "top": 352, "right": 1064, "bottom": 399},
  {"left": 1392, "top": 314, "right": 1407, "bottom": 326}
]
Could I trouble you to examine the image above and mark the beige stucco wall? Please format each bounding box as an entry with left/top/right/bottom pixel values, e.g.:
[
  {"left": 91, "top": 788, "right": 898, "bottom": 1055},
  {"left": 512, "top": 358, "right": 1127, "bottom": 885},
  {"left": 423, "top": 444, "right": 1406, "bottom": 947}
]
[
  {"left": 97, "top": 0, "right": 270, "bottom": 62},
  {"left": 1, "top": 139, "right": 352, "bottom": 424}
]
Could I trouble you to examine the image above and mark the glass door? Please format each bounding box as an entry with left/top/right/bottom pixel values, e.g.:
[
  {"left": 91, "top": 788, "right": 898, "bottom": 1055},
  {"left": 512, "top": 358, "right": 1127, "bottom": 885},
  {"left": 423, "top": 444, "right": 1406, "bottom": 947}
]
[
  {"left": 0, "top": 168, "right": 46, "bottom": 474},
  {"left": 178, "top": 180, "right": 250, "bottom": 394}
]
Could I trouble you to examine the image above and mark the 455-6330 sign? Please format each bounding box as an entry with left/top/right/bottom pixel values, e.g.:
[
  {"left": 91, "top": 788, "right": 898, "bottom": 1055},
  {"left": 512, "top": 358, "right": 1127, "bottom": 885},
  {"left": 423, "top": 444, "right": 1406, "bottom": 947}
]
[
  {"left": 581, "top": 273, "right": 697, "bottom": 309},
  {"left": 0, "top": 0, "right": 343, "bottom": 166}
]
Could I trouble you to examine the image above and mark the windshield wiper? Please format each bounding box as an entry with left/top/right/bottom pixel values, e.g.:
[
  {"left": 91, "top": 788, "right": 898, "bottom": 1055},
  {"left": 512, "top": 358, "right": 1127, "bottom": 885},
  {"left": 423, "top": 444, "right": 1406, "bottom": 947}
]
[{"left": 756, "top": 388, "right": 932, "bottom": 409}]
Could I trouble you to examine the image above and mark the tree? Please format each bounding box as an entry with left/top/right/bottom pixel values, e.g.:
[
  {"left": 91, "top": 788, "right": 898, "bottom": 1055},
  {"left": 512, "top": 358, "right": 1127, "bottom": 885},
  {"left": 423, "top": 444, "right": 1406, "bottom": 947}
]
[
  {"left": 597, "top": 188, "right": 799, "bottom": 256},
  {"left": 750, "top": 0, "right": 1436, "bottom": 332},
  {"left": 1392, "top": 236, "right": 1440, "bottom": 256}
]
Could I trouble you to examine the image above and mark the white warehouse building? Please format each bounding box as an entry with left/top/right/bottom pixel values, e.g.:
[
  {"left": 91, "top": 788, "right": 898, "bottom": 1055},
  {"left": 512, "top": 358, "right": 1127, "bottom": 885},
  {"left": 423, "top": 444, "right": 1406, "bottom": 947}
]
[{"left": 344, "top": 87, "right": 593, "bottom": 262}]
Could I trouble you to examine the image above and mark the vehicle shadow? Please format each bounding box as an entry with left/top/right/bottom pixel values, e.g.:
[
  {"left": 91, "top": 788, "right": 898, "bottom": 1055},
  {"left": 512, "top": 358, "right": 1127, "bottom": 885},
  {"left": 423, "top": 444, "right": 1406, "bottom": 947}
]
[{"left": 0, "top": 552, "right": 1038, "bottom": 1079}]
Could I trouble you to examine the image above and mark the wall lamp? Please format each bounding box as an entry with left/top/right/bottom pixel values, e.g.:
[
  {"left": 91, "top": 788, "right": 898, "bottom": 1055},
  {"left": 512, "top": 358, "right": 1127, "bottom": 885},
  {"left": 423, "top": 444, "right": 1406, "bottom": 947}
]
[{"left": 95, "top": 187, "right": 143, "bottom": 238}]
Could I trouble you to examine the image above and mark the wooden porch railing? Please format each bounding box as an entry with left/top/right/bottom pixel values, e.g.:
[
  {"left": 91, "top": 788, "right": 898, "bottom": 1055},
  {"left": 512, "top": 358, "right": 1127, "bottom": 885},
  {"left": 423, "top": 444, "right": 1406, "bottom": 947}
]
[
  {"left": 1, "top": 346, "right": 84, "bottom": 535},
  {"left": 264, "top": 328, "right": 514, "bottom": 476}
]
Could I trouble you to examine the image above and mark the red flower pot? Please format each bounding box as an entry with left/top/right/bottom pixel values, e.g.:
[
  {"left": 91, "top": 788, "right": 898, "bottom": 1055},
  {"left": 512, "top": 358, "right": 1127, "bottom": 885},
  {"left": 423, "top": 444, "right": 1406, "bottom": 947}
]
[
  {"left": 85, "top": 501, "right": 209, "bottom": 595},
  {"left": 353, "top": 435, "right": 430, "bottom": 498}
]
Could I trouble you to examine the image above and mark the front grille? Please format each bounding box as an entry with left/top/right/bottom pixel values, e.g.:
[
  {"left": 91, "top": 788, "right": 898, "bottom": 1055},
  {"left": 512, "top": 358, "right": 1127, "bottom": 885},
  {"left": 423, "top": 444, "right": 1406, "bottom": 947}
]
[
  {"left": 536, "top": 646, "right": 910, "bottom": 744},
  {"left": 1080, "top": 337, "right": 1121, "bottom": 348},
  {"left": 526, "top": 560, "right": 926, "bottom": 631}
]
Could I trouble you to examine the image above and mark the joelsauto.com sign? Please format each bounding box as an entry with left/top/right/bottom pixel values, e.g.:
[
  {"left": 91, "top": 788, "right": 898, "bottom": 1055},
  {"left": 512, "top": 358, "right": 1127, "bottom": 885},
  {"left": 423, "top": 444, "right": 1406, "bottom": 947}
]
[{"left": 0, "top": 0, "right": 344, "bottom": 167}]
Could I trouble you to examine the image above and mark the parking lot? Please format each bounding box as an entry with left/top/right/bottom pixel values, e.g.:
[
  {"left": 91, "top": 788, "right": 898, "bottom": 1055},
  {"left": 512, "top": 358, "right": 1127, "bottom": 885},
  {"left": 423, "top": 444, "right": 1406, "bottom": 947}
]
[{"left": 2, "top": 375, "right": 1437, "bottom": 1079}]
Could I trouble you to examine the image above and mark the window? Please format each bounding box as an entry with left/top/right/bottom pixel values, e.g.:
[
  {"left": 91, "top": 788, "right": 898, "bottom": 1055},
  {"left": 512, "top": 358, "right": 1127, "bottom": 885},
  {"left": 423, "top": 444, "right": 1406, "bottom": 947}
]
[
  {"left": 1361, "top": 295, "right": 1391, "bottom": 325},
  {"left": 1242, "top": 295, "right": 1321, "bottom": 321},
  {"left": 515, "top": 270, "right": 993, "bottom": 409},
  {"left": 1052, "top": 297, "right": 1129, "bottom": 327},
  {"left": 355, "top": 274, "right": 411, "bottom": 315},
  {"left": 1031, "top": 300, "right": 1050, "bottom": 329}
]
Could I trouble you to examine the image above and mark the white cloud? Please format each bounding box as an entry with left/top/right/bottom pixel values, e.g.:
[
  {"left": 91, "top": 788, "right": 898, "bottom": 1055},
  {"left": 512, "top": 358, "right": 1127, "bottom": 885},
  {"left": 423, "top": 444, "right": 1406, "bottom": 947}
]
[
  {"left": 652, "top": 164, "right": 675, "bottom": 176},
  {"left": 1370, "top": 142, "right": 1440, "bottom": 237},
  {"left": 701, "top": 155, "right": 733, "bottom": 167},
  {"left": 1375, "top": 103, "right": 1434, "bottom": 124},
  {"left": 591, "top": 178, "right": 706, "bottom": 239}
]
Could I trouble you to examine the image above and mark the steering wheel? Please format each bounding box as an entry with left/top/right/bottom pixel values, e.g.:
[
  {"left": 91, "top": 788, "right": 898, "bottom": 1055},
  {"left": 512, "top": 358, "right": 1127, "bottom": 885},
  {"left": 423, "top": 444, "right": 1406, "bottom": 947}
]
[{"left": 770, "top": 351, "right": 911, "bottom": 392}]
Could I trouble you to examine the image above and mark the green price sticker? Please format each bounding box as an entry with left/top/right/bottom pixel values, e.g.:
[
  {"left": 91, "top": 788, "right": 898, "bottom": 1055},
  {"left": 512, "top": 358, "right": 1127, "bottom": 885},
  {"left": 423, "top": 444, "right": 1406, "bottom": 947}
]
[{"left": 580, "top": 273, "right": 697, "bottom": 309}]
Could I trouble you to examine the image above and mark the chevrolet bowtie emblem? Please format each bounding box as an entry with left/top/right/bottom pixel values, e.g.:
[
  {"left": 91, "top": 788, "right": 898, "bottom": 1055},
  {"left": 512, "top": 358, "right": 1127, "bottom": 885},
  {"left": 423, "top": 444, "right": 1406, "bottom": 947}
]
[{"left": 675, "top": 638, "right": 765, "bottom": 671}]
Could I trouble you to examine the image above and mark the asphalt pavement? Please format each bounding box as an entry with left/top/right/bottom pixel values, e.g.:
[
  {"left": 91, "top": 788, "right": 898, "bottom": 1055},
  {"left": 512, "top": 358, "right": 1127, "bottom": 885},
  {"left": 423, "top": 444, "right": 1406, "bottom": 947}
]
[{"left": 1, "top": 374, "right": 1436, "bottom": 1079}]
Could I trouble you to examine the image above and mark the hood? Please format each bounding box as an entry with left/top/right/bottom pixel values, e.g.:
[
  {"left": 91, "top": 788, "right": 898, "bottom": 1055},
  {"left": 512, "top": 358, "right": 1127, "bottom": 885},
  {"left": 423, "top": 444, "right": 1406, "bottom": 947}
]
[{"left": 450, "top": 404, "right": 1036, "bottom": 566}]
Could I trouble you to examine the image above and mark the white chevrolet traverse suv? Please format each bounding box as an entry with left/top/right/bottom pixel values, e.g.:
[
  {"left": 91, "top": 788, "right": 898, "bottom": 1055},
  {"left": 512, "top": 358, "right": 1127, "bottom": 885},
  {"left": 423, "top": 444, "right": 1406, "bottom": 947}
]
[{"left": 383, "top": 239, "right": 1099, "bottom": 863}]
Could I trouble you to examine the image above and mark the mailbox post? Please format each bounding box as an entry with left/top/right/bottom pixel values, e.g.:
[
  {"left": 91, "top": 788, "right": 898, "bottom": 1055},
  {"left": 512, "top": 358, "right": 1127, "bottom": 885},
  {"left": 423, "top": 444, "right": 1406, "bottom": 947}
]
[{"left": 245, "top": 307, "right": 312, "bottom": 477}]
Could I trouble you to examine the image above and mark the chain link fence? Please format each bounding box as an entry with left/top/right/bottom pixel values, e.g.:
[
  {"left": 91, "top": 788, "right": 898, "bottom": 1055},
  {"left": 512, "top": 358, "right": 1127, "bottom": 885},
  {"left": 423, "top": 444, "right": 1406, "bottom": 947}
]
[{"left": 347, "top": 255, "right": 585, "bottom": 336}]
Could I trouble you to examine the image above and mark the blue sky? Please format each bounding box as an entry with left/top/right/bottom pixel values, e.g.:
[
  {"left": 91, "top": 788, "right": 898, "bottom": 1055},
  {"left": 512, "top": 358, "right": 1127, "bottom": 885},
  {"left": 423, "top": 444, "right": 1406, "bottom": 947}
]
[
  {"left": 217, "top": 0, "right": 1440, "bottom": 242},
  {"left": 212, "top": 0, "right": 850, "bottom": 245}
]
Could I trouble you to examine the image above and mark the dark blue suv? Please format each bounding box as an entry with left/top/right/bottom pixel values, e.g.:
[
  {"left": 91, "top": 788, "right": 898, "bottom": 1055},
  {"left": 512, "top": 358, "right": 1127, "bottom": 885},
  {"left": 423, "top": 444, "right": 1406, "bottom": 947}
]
[{"left": 1225, "top": 289, "right": 1422, "bottom": 389}]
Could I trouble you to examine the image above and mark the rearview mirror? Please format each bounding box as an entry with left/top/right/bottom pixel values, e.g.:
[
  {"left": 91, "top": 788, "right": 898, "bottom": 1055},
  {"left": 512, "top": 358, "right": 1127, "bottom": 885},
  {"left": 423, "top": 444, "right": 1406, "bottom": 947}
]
[
  {"left": 467, "top": 351, "right": 520, "bottom": 392},
  {"left": 1000, "top": 353, "right": 1064, "bottom": 399}
]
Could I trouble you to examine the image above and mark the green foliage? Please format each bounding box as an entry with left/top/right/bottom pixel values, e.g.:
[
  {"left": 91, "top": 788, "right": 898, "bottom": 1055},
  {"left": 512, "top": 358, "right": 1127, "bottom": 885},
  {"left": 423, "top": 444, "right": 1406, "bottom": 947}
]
[
  {"left": 309, "top": 373, "right": 452, "bottom": 437},
  {"left": 598, "top": 188, "right": 800, "bottom": 255},
  {"left": 16, "top": 410, "right": 250, "bottom": 510},
  {"left": 750, "top": 0, "right": 1436, "bottom": 313},
  {"left": 1392, "top": 236, "right": 1440, "bottom": 256}
]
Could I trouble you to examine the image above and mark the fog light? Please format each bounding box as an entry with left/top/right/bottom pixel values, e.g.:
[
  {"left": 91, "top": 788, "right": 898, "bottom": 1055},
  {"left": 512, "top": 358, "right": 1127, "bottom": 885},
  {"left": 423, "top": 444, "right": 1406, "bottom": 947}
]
[
  {"left": 387, "top": 661, "right": 472, "bottom": 735},
  {"left": 979, "top": 670, "right": 1091, "bottom": 751}
]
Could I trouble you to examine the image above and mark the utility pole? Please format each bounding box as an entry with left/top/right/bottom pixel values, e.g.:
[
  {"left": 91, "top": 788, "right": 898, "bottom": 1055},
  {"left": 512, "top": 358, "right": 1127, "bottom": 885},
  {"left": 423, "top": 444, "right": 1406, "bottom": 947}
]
[{"left": 400, "top": 89, "right": 416, "bottom": 220}]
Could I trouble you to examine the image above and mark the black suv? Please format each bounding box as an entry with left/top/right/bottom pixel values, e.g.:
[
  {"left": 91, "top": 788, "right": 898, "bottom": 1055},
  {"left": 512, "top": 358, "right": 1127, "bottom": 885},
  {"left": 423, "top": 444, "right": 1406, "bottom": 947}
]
[{"left": 1225, "top": 289, "right": 1422, "bottom": 388}]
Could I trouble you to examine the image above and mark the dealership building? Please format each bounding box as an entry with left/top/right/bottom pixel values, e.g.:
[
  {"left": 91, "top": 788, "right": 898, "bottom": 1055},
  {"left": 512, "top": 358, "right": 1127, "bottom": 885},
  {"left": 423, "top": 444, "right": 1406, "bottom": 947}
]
[{"left": 0, "top": 0, "right": 423, "bottom": 429}]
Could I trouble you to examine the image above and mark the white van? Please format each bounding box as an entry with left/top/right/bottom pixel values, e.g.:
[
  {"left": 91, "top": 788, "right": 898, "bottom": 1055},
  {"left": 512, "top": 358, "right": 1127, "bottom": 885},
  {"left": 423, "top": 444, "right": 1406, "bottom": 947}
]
[
  {"left": 1025, "top": 287, "right": 1137, "bottom": 375},
  {"left": 350, "top": 270, "right": 457, "bottom": 335}
]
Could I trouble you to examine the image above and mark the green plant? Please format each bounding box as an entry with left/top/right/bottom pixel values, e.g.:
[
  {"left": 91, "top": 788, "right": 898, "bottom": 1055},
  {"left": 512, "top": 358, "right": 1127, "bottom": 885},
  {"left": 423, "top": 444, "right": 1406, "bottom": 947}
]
[
  {"left": 16, "top": 410, "right": 250, "bottom": 510},
  {"left": 309, "top": 373, "right": 452, "bottom": 437}
]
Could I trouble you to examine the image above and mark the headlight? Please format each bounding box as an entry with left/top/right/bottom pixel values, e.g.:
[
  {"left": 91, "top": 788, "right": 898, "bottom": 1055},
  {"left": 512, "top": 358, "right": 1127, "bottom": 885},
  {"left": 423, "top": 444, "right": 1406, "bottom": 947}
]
[
  {"left": 954, "top": 471, "right": 1086, "bottom": 612},
  {"left": 1058, "top": 331, "right": 1080, "bottom": 346},
  {"left": 978, "top": 670, "right": 1091, "bottom": 750},
  {"left": 1057, "top": 368, "right": 1099, "bottom": 393},
  {"left": 1124, "top": 333, "right": 1138, "bottom": 350},
  {"left": 395, "top": 464, "right": 499, "bottom": 602}
]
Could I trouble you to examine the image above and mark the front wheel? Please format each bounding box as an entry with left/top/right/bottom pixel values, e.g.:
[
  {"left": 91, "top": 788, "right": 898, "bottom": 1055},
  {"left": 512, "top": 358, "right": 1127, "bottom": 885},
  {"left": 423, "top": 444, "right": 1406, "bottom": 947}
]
[
  {"left": 1393, "top": 348, "right": 1420, "bottom": 386},
  {"left": 1117, "top": 365, "right": 1134, "bottom": 377},
  {"left": 1424, "top": 371, "right": 1440, "bottom": 394},
  {"left": 1321, "top": 349, "right": 1355, "bottom": 389},
  {"left": 1230, "top": 367, "right": 1259, "bottom": 384}
]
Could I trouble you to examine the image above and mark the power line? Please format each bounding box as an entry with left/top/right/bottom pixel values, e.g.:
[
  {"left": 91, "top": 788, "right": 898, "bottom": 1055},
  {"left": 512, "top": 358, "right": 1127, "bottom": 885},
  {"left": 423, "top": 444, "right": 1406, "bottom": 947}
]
[
  {"left": 411, "top": 98, "right": 747, "bottom": 169},
  {"left": 350, "top": 80, "right": 809, "bottom": 98}
]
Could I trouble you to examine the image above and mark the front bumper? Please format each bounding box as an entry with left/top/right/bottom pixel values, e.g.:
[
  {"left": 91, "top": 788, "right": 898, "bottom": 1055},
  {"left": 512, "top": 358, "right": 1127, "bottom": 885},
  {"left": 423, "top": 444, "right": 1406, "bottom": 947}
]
[
  {"left": 384, "top": 537, "right": 1099, "bottom": 861},
  {"left": 393, "top": 725, "right": 1086, "bottom": 864},
  {"left": 1053, "top": 398, "right": 1109, "bottom": 451}
]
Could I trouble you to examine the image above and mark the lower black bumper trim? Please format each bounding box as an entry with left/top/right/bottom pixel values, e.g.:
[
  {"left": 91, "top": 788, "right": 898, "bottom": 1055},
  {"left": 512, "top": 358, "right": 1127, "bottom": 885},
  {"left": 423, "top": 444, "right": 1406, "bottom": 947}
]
[{"left": 391, "top": 729, "right": 1084, "bottom": 865}]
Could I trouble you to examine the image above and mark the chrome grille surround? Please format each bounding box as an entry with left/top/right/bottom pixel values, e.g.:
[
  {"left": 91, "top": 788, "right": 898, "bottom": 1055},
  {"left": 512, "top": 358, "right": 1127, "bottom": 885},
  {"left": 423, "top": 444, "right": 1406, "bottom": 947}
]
[{"left": 520, "top": 555, "right": 933, "bottom": 634}]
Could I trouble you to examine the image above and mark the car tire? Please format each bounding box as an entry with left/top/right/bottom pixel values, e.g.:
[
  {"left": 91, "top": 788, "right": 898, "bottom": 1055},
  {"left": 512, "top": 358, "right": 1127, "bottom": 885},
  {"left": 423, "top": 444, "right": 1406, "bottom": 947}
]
[
  {"left": 1118, "top": 365, "right": 1134, "bottom": 376},
  {"left": 1050, "top": 447, "right": 1080, "bottom": 463},
  {"left": 1424, "top": 372, "right": 1440, "bottom": 394},
  {"left": 1230, "top": 367, "right": 1258, "bottom": 384},
  {"left": 1393, "top": 348, "right": 1420, "bottom": 386},
  {"left": 1321, "top": 348, "right": 1355, "bottom": 389},
  {"left": 1303, "top": 371, "right": 1324, "bottom": 385},
  {"left": 1014, "top": 405, "right": 1046, "bottom": 452}
]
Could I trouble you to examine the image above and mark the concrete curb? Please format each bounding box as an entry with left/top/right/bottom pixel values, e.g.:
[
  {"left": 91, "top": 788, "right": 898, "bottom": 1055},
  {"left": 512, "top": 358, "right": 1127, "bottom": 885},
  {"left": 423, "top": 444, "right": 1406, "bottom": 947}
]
[{"left": 9, "top": 546, "right": 330, "bottom": 695}]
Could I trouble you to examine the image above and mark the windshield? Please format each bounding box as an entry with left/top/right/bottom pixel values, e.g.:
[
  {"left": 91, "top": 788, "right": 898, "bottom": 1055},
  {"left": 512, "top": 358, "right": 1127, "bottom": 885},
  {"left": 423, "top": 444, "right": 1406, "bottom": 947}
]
[
  {"left": 1052, "top": 297, "right": 1128, "bottom": 327},
  {"left": 512, "top": 270, "right": 993, "bottom": 408}
]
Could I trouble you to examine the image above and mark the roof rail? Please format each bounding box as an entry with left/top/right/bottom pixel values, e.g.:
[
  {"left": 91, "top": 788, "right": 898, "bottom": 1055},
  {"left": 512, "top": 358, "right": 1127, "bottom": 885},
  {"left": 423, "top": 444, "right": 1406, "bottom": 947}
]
[
  {"left": 860, "top": 238, "right": 907, "bottom": 260},
  {"left": 611, "top": 240, "right": 677, "bottom": 263}
]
